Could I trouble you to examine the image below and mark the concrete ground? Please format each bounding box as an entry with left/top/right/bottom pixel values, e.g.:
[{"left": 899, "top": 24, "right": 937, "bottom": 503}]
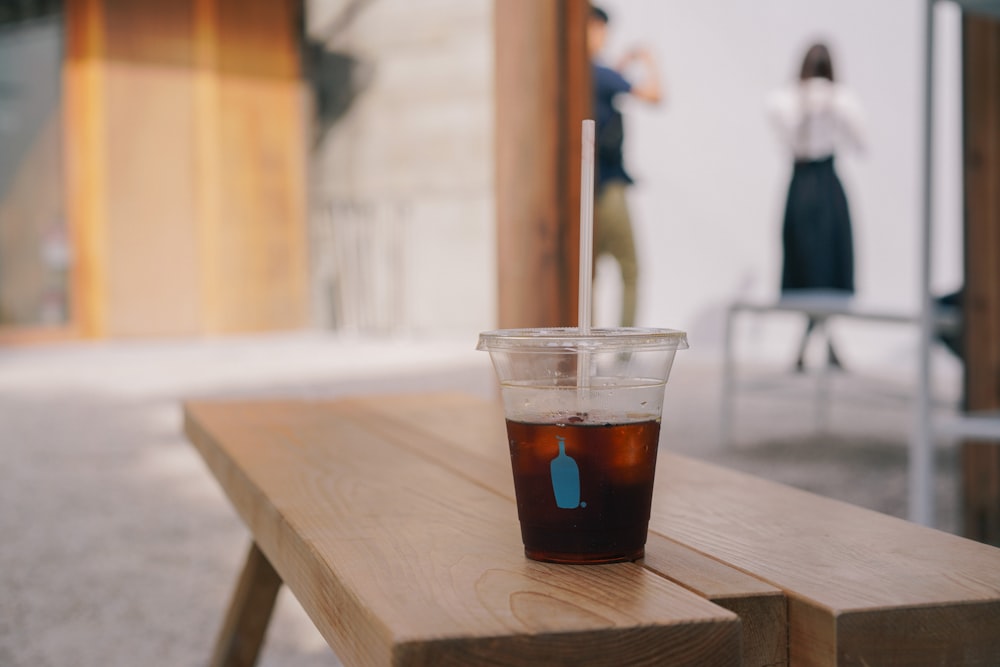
[{"left": 0, "top": 332, "right": 964, "bottom": 666}]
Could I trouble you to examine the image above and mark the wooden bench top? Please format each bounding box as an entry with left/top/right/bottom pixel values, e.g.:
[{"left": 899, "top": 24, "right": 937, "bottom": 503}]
[{"left": 184, "top": 393, "right": 1000, "bottom": 666}]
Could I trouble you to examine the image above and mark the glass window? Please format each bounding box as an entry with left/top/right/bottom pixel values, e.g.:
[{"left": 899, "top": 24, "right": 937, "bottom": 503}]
[{"left": 0, "top": 3, "right": 68, "bottom": 327}]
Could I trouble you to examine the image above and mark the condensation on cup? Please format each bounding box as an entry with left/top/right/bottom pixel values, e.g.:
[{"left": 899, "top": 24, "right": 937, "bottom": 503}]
[{"left": 477, "top": 327, "right": 688, "bottom": 564}]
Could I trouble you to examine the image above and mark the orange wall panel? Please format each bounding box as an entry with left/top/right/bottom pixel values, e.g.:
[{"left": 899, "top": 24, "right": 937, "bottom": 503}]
[
  {"left": 205, "top": 77, "right": 308, "bottom": 332},
  {"left": 103, "top": 63, "right": 202, "bottom": 336},
  {"left": 64, "top": 0, "right": 308, "bottom": 337}
]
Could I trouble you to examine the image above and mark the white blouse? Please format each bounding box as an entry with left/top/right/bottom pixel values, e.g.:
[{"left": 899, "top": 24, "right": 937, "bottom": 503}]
[{"left": 766, "top": 78, "right": 866, "bottom": 161}]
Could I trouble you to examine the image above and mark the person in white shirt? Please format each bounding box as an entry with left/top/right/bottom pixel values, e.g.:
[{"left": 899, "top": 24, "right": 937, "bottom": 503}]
[{"left": 767, "top": 42, "right": 866, "bottom": 371}]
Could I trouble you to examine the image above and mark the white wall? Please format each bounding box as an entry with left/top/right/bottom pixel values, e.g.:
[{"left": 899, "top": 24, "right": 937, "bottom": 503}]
[
  {"left": 308, "top": 0, "right": 964, "bottom": 373},
  {"left": 308, "top": 0, "right": 496, "bottom": 338},
  {"left": 595, "top": 0, "right": 963, "bottom": 370}
]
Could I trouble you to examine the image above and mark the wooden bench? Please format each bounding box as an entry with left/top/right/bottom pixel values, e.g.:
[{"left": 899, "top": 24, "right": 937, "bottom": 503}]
[{"left": 184, "top": 393, "right": 1000, "bottom": 666}]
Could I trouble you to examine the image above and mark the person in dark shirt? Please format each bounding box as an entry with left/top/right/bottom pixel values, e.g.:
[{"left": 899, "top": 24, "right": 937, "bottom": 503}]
[{"left": 589, "top": 5, "right": 662, "bottom": 327}]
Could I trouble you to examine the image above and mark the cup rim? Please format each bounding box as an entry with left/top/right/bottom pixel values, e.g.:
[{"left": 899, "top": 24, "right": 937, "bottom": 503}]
[{"left": 476, "top": 327, "right": 688, "bottom": 352}]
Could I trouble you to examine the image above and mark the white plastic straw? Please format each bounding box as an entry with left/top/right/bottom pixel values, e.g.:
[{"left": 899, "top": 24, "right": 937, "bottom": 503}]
[
  {"left": 578, "top": 119, "right": 595, "bottom": 335},
  {"left": 577, "top": 120, "right": 596, "bottom": 392}
]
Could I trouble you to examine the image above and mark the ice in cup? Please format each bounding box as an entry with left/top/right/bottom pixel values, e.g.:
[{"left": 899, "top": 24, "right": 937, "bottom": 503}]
[{"left": 477, "top": 327, "right": 688, "bottom": 564}]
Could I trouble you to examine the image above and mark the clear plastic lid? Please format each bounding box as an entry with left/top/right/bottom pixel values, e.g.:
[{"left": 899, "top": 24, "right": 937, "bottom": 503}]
[{"left": 476, "top": 327, "right": 689, "bottom": 352}]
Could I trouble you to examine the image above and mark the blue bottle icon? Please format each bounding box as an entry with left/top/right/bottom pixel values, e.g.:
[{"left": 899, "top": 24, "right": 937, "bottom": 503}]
[{"left": 550, "top": 436, "right": 581, "bottom": 509}]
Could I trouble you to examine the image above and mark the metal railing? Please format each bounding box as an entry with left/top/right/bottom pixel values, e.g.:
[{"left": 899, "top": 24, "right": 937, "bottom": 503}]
[{"left": 313, "top": 199, "right": 409, "bottom": 335}]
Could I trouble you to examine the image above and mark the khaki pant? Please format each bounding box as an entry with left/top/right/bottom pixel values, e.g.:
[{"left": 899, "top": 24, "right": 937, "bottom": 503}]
[{"left": 594, "top": 181, "right": 638, "bottom": 327}]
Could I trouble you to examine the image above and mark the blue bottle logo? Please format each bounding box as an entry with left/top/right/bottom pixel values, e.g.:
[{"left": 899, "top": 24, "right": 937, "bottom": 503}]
[{"left": 550, "top": 436, "right": 584, "bottom": 509}]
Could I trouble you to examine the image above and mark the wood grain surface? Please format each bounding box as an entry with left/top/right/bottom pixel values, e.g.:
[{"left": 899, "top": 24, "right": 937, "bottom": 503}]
[
  {"left": 320, "top": 392, "right": 1000, "bottom": 665},
  {"left": 649, "top": 449, "right": 1000, "bottom": 666},
  {"left": 184, "top": 399, "right": 741, "bottom": 667},
  {"left": 348, "top": 393, "right": 787, "bottom": 667},
  {"left": 187, "top": 393, "right": 1000, "bottom": 665}
]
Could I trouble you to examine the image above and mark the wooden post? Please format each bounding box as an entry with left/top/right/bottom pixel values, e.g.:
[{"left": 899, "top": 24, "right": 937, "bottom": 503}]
[
  {"left": 962, "top": 14, "right": 1000, "bottom": 546},
  {"left": 64, "top": 0, "right": 110, "bottom": 338},
  {"left": 494, "top": 0, "right": 589, "bottom": 329}
]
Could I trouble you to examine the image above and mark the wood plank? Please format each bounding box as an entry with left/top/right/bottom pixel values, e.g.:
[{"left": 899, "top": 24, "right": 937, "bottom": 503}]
[
  {"left": 494, "top": 0, "right": 588, "bottom": 328},
  {"left": 63, "top": 0, "right": 306, "bottom": 338},
  {"left": 102, "top": 0, "right": 195, "bottom": 66},
  {"left": 346, "top": 393, "right": 787, "bottom": 667},
  {"left": 193, "top": 0, "right": 224, "bottom": 334},
  {"left": 97, "top": 0, "right": 202, "bottom": 336},
  {"left": 209, "top": 541, "right": 282, "bottom": 667},
  {"left": 64, "top": 0, "right": 110, "bottom": 337},
  {"left": 641, "top": 537, "right": 786, "bottom": 667},
  {"left": 214, "top": 0, "right": 298, "bottom": 79},
  {"left": 648, "top": 453, "right": 1000, "bottom": 665},
  {"left": 184, "top": 400, "right": 741, "bottom": 667},
  {"left": 962, "top": 13, "right": 1000, "bottom": 546},
  {"left": 351, "top": 394, "right": 1000, "bottom": 664},
  {"left": 103, "top": 59, "right": 202, "bottom": 335},
  {"left": 186, "top": 394, "right": 1000, "bottom": 664},
  {"left": 208, "top": 75, "right": 309, "bottom": 332},
  {"left": 197, "top": 0, "right": 308, "bottom": 334}
]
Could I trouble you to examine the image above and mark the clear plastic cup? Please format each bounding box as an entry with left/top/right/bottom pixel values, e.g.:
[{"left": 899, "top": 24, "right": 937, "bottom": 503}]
[{"left": 477, "top": 327, "right": 688, "bottom": 564}]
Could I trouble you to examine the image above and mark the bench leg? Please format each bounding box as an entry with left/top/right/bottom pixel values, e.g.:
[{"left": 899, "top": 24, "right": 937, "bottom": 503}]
[
  {"left": 210, "top": 541, "right": 283, "bottom": 667},
  {"left": 720, "top": 305, "right": 737, "bottom": 447},
  {"left": 814, "top": 318, "right": 832, "bottom": 433}
]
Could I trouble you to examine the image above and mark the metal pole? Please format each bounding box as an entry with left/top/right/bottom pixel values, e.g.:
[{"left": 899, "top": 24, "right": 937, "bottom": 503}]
[
  {"left": 817, "top": 319, "right": 832, "bottom": 433},
  {"left": 720, "top": 304, "right": 737, "bottom": 447},
  {"left": 910, "top": 0, "right": 937, "bottom": 526}
]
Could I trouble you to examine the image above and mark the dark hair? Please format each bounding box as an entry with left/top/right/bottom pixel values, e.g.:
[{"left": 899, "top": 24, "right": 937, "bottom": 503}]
[
  {"left": 590, "top": 5, "right": 609, "bottom": 24},
  {"left": 800, "top": 43, "right": 834, "bottom": 82}
]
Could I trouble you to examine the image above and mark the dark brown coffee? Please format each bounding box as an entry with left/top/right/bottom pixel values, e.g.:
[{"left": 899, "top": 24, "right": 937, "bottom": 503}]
[{"left": 505, "top": 418, "right": 660, "bottom": 564}]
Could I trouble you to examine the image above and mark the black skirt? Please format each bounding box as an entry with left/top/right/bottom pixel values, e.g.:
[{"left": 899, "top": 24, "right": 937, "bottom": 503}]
[{"left": 780, "top": 156, "right": 854, "bottom": 293}]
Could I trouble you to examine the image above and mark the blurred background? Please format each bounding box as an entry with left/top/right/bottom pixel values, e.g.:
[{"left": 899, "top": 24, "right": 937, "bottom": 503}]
[
  {"left": 1, "top": 0, "right": 997, "bottom": 665},
  {"left": 1, "top": 0, "right": 498, "bottom": 342},
  {"left": 0, "top": 0, "right": 964, "bottom": 366},
  {"left": 596, "top": 0, "right": 963, "bottom": 372}
]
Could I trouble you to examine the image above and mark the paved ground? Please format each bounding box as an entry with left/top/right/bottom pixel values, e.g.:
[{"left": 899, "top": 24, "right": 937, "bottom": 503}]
[{"left": 0, "top": 332, "right": 965, "bottom": 666}]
